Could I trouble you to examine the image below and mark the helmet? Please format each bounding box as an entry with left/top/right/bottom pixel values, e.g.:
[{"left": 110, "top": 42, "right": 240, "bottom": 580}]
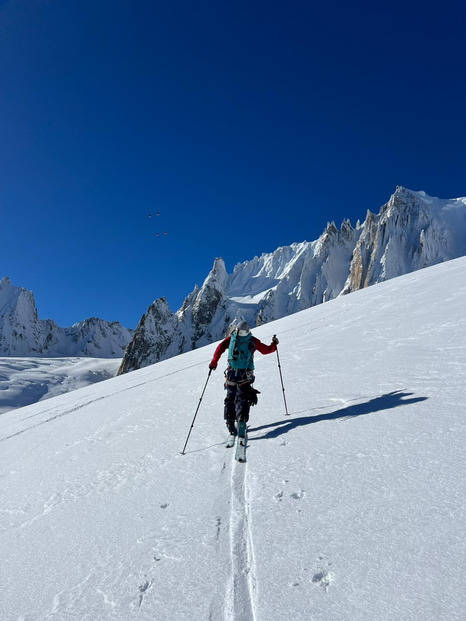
[{"left": 236, "top": 320, "right": 250, "bottom": 337}]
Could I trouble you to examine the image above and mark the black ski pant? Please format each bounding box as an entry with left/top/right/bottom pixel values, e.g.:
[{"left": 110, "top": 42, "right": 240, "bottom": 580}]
[{"left": 224, "top": 368, "right": 254, "bottom": 431}]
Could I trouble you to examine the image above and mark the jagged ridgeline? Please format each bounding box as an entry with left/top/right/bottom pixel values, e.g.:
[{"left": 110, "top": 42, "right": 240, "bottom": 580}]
[
  {"left": 119, "top": 187, "right": 466, "bottom": 374},
  {"left": 0, "top": 278, "right": 132, "bottom": 358}
]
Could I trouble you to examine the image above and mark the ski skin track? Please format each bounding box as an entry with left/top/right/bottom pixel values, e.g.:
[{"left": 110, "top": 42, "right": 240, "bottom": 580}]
[
  {"left": 218, "top": 429, "right": 256, "bottom": 621},
  {"left": 225, "top": 458, "right": 257, "bottom": 621}
]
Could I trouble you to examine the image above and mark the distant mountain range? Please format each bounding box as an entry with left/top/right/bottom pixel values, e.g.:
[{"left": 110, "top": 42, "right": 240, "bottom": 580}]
[
  {"left": 0, "top": 277, "right": 132, "bottom": 358},
  {"left": 2, "top": 186, "right": 465, "bottom": 370},
  {"left": 118, "top": 186, "right": 466, "bottom": 373}
]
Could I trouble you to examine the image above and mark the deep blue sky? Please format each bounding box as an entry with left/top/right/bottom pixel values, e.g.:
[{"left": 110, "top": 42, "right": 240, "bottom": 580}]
[{"left": 1, "top": 0, "right": 465, "bottom": 329}]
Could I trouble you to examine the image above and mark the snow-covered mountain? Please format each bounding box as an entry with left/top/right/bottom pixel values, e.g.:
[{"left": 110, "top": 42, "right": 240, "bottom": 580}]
[
  {"left": 2, "top": 257, "right": 465, "bottom": 620},
  {"left": 119, "top": 186, "right": 466, "bottom": 373},
  {"left": 342, "top": 187, "right": 466, "bottom": 292},
  {"left": 0, "top": 277, "right": 132, "bottom": 357}
]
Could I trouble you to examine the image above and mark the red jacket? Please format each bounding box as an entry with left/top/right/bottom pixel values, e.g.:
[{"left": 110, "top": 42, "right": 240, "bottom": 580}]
[{"left": 210, "top": 335, "right": 276, "bottom": 369}]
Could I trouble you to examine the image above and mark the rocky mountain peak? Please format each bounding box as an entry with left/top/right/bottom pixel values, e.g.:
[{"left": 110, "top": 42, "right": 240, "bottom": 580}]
[
  {"left": 0, "top": 279, "right": 132, "bottom": 358},
  {"left": 0, "top": 277, "right": 38, "bottom": 322},
  {"left": 119, "top": 187, "right": 466, "bottom": 373}
]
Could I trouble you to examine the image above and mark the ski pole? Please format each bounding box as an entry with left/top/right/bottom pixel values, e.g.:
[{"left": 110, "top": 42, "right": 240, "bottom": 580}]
[
  {"left": 180, "top": 368, "right": 212, "bottom": 455},
  {"left": 274, "top": 335, "right": 289, "bottom": 416}
]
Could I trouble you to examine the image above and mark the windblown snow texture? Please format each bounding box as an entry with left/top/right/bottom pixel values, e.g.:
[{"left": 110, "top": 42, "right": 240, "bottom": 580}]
[
  {"left": 0, "top": 357, "right": 121, "bottom": 414},
  {"left": 119, "top": 186, "right": 466, "bottom": 373},
  {"left": 1, "top": 256, "right": 465, "bottom": 620}
]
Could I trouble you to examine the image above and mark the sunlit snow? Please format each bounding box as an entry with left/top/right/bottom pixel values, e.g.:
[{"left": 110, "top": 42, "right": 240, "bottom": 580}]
[
  {"left": 0, "top": 357, "right": 121, "bottom": 414},
  {"left": 1, "top": 257, "right": 465, "bottom": 620}
]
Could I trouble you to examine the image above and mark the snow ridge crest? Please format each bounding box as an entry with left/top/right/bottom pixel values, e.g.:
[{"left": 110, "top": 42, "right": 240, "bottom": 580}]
[
  {"left": 119, "top": 187, "right": 466, "bottom": 373},
  {"left": 0, "top": 278, "right": 132, "bottom": 358}
]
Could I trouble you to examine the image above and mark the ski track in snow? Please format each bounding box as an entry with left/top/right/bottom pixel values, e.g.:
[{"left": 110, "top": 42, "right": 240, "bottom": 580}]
[
  {"left": 226, "top": 458, "right": 257, "bottom": 621},
  {"left": 210, "top": 444, "right": 257, "bottom": 621},
  {"left": 0, "top": 360, "right": 208, "bottom": 443},
  {"left": 2, "top": 258, "right": 466, "bottom": 620},
  {"left": 224, "top": 449, "right": 256, "bottom": 621}
]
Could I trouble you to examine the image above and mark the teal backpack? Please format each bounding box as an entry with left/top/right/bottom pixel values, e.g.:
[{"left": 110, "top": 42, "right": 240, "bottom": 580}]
[{"left": 228, "top": 331, "right": 255, "bottom": 370}]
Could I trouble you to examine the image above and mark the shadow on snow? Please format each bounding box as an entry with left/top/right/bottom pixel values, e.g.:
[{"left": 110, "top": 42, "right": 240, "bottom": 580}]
[{"left": 249, "top": 390, "right": 428, "bottom": 440}]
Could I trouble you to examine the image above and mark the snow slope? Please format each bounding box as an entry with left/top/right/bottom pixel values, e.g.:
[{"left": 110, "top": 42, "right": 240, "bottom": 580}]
[
  {"left": 1, "top": 257, "right": 465, "bottom": 620},
  {"left": 0, "top": 357, "right": 121, "bottom": 414}
]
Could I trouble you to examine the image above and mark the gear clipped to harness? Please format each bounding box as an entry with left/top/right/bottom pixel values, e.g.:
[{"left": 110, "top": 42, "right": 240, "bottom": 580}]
[{"left": 246, "top": 386, "right": 260, "bottom": 406}]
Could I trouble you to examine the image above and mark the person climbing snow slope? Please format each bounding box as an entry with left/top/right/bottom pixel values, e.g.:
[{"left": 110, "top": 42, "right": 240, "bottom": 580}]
[{"left": 209, "top": 320, "right": 279, "bottom": 438}]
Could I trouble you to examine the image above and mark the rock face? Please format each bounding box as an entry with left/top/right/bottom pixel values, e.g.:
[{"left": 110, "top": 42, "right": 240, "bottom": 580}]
[
  {"left": 119, "top": 187, "right": 466, "bottom": 373},
  {"left": 0, "top": 278, "right": 132, "bottom": 358},
  {"left": 342, "top": 187, "right": 465, "bottom": 293},
  {"left": 117, "top": 260, "right": 232, "bottom": 374},
  {"left": 117, "top": 299, "right": 180, "bottom": 374}
]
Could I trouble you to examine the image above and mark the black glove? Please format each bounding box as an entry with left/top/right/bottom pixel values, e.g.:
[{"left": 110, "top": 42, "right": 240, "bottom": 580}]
[
  {"left": 272, "top": 335, "right": 279, "bottom": 345},
  {"left": 209, "top": 362, "right": 217, "bottom": 370},
  {"left": 246, "top": 387, "right": 261, "bottom": 406}
]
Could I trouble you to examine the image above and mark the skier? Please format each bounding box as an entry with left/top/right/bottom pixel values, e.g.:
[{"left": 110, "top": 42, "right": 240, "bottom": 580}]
[{"left": 209, "top": 320, "right": 279, "bottom": 438}]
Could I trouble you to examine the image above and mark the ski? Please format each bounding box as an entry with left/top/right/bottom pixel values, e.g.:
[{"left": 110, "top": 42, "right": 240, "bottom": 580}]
[
  {"left": 226, "top": 433, "right": 236, "bottom": 448},
  {"left": 235, "top": 421, "right": 247, "bottom": 462},
  {"left": 235, "top": 436, "right": 247, "bottom": 462}
]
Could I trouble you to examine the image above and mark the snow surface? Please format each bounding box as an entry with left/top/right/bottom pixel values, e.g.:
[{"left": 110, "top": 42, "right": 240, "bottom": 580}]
[
  {"left": 1, "top": 257, "right": 466, "bottom": 620},
  {"left": 0, "top": 358, "right": 121, "bottom": 415}
]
